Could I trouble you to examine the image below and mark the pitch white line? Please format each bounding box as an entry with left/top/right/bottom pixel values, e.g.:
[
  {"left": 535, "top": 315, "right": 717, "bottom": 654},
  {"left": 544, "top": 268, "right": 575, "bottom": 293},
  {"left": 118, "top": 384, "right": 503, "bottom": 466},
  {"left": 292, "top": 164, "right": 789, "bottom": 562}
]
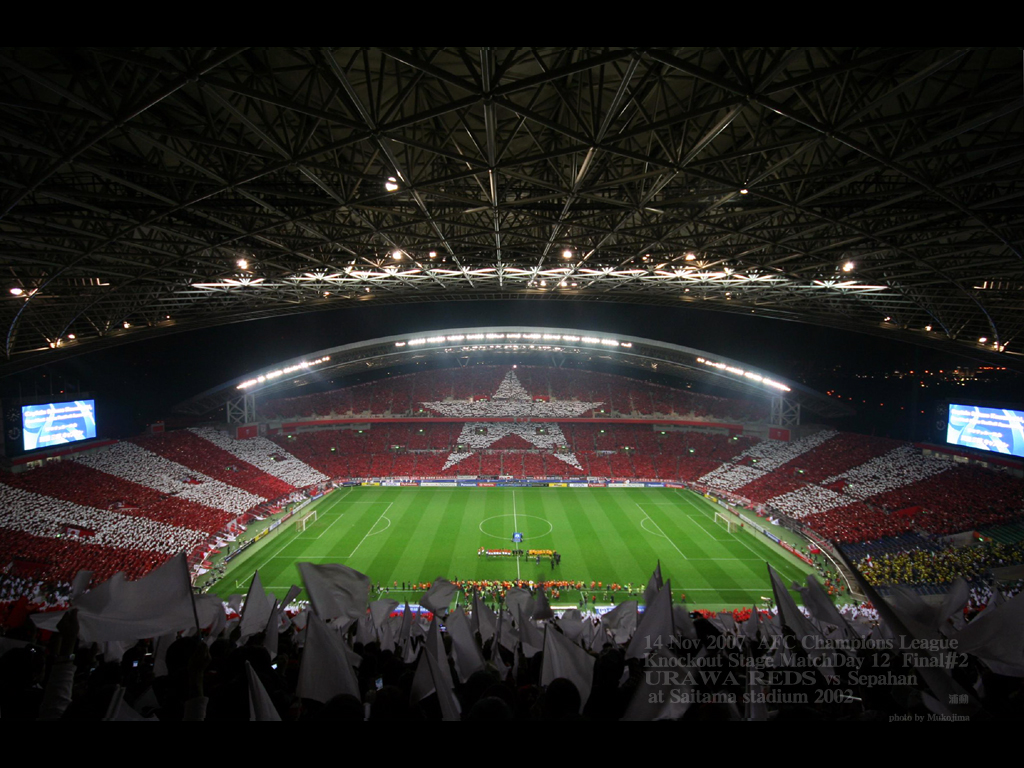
[
  {"left": 635, "top": 503, "right": 688, "bottom": 560},
  {"left": 346, "top": 502, "right": 394, "bottom": 558},
  {"left": 674, "top": 489, "right": 774, "bottom": 563},
  {"left": 680, "top": 512, "right": 732, "bottom": 542},
  {"left": 513, "top": 491, "right": 521, "bottom": 582},
  {"left": 312, "top": 513, "right": 345, "bottom": 540}
]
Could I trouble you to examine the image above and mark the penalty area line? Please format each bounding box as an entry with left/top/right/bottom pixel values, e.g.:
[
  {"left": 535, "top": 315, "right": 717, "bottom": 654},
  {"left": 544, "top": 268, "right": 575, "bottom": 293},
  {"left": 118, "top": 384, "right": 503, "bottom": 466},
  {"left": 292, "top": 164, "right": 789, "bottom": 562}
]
[
  {"left": 346, "top": 502, "right": 394, "bottom": 559},
  {"left": 635, "top": 503, "right": 688, "bottom": 561}
]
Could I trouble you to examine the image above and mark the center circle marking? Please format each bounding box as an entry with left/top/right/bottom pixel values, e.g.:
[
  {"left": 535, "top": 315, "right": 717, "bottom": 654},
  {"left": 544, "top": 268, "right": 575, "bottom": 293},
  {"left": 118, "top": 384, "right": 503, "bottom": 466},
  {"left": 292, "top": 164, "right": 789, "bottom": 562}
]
[{"left": 478, "top": 514, "right": 553, "bottom": 541}]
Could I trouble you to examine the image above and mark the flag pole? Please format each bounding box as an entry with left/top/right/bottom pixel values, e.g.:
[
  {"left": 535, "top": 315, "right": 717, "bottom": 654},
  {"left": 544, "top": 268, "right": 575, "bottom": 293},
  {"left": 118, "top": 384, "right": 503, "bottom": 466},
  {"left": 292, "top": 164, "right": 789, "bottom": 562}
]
[{"left": 185, "top": 551, "right": 201, "bottom": 633}]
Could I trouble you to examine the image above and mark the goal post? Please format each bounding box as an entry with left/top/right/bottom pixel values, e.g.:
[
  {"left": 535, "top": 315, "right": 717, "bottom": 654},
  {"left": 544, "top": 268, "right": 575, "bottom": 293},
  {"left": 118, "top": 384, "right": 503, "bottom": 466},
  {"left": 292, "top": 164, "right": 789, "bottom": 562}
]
[
  {"left": 296, "top": 509, "right": 319, "bottom": 533},
  {"left": 714, "top": 510, "right": 739, "bottom": 533}
]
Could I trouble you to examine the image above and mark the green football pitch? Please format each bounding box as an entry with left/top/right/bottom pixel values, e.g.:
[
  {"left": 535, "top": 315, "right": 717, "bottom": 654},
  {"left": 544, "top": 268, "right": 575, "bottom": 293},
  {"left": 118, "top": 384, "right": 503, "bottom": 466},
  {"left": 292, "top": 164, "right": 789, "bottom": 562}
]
[{"left": 211, "top": 486, "right": 819, "bottom": 612}]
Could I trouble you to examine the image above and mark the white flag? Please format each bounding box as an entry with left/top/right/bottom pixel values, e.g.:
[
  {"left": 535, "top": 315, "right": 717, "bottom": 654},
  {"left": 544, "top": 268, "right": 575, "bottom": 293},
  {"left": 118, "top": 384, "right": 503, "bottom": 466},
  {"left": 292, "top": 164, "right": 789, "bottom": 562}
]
[
  {"left": 247, "top": 661, "right": 282, "bottom": 721},
  {"left": 626, "top": 581, "right": 673, "bottom": 660},
  {"left": 298, "top": 562, "right": 371, "bottom": 622},
  {"left": 541, "top": 625, "right": 595, "bottom": 712},
  {"left": 446, "top": 608, "right": 486, "bottom": 683},
  {"left": 296, "top": 611, "right": 361, "bottom": 703},
  {"left": 32, "top": 553, "right": 196, "bottom": 643},
  {"left": 420, "top": 579, "right": 458, "bottom": 614},
  {"left": 600, "top": 600, "right": 638, "bottom": 645},
  {"left": 239, "top": 571, "right": 272, "bottom": 640}
]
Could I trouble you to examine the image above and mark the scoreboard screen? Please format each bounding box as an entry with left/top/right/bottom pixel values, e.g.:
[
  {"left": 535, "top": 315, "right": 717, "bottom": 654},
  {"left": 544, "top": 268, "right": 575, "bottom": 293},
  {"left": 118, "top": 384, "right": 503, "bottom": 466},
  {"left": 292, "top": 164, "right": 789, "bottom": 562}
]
[
  {"left": 946, "top": 403, "right": 1024, "bottom": 459},
  {"left": 21, "top": 400, "right": 97, "bottom": 451}
]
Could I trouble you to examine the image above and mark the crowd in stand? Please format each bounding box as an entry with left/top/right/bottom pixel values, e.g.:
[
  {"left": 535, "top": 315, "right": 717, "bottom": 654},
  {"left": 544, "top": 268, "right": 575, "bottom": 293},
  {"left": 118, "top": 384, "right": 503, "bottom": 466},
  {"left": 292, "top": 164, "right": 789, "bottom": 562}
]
[
  {"left": 191, "top": 427, "right": 329, "bottom": 489},
  {"left": 132, "top": 431, "right": 295, "bottom": 500},
  {"left": 966, "top": 579, "right": 1024, "bottom": 612},
  {"left": 2, "top": 364, "right": 1024, "bottom": 631},
  {"left": 0, "top": 429, "right": 332, "bottom": 602},
  {"left": 0, "top": 483, "right": 207, "bottom": 556},
  {"left": 857, "top": 541, "right": 1024, "bottom": 586},
  {"left": 258, "top": 366, "right": 769, "bottom": 424},
  {"left": 72, "top": 441, "right": 266, "bottom": 516},
  {"left": 1, "top": 460, "right": 235, "bottom": 534},
  {"left": 0, "top": 527, "right": 173, "bottom": 585}
]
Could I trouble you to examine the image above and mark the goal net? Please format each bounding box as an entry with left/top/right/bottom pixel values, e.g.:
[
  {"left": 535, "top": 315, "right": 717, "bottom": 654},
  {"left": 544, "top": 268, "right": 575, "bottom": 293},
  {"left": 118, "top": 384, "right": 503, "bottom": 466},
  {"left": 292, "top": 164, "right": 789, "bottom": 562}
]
[
  {"left": 714, "top": 511, "right": 739, "bottom": 533},
  {"left": 296, "top": 509, "right": 319, "bottom": 533}
]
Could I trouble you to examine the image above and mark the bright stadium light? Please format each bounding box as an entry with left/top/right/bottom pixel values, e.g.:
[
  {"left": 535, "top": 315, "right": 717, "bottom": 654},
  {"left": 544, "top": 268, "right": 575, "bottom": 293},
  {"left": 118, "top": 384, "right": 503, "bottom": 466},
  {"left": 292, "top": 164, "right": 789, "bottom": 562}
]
[
  {"left": 385, "top": 177, "right": 399, "bottom": 192},
  {"left": 9, "top": 287, "right": 23, "bottom": 296},
  {"left": 236, "top": 356, "right": 331, "bottom": 389},
  {"left": 842, "top": 261, "right": 854, "bottom": 272},
  {"left": 237, "top": 258, "right": 248, "bottom": 269}
]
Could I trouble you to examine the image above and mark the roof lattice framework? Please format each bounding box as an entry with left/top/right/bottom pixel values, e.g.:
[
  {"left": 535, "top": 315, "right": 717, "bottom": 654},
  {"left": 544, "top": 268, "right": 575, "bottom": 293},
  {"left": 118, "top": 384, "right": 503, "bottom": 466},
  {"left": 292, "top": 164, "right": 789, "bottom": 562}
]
[{"left": 1, "top": 47, "right": 1022, "bottom": 373}]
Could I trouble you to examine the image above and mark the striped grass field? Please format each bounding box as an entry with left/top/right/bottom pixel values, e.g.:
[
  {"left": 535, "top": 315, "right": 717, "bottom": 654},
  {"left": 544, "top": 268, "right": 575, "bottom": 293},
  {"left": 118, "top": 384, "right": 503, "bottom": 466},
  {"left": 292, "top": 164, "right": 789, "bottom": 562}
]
[{"left": 212, "top": 486, "right": 818, "bottom": 612}]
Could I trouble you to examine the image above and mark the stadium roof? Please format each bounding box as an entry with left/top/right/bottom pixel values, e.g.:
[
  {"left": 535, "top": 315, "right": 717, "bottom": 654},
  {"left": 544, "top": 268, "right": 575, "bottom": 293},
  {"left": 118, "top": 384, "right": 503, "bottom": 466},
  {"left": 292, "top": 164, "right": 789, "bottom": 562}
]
[
  {"left": 2, "top": 47, "right": 1023, "bottom": 375},
  {"left": 172, "top": 325, "right": 855, "bottom": 419}
]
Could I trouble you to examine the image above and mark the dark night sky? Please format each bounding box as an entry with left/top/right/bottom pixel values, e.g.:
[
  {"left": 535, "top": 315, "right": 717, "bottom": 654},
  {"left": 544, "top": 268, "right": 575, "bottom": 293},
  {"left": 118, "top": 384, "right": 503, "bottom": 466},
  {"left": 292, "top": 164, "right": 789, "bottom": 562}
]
[{"left": 2, "top": 300, "right": 1016, "bottom": 442}]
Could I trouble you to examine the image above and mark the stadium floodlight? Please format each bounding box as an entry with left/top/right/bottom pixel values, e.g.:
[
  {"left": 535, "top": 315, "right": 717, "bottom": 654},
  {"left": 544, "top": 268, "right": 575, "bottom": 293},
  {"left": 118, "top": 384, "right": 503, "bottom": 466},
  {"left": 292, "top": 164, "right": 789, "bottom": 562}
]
[
  {"left": 385, "top": 177, "right": 399, "bottom": 192},
  {"left": 979, "top": 337, "right": 988, "bottom": 343},
  {"left": 925, "top": 325, "right": 933, "bottom": 331},
  {"left": 562, "top": 249, "right": 573, "bottom": 259},
  {"left": 696, "top": 356, "right": 791, "bottom": 392},
  {"left": 9, "top": 287, "right": 23, "bottom": 295},
  {"left": 842, "top": 261, "right": 854, "bottom": 272},
  {"left": 236, "top": 355, "right": 331, "bottom": 389},
  {"left": 237, "top": 258, "right": 248, "bottom": 269}
]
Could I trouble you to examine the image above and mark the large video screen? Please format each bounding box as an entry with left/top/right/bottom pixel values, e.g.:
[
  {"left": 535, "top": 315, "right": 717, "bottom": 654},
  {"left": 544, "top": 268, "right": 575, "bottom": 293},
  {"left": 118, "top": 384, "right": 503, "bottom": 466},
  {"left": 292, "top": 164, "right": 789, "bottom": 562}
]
[
  {"left": 21, "top": 400, "right": 97, "bottom": 451},
  {"left": 946, "top": 403, "right": 1024, "bottom": 459}
]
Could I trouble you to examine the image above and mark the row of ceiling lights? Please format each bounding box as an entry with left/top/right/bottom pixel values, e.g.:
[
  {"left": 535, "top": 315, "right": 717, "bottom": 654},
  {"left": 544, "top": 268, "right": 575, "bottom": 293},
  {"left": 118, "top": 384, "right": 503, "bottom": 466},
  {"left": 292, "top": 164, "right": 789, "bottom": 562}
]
[{"left": 881, "top": 316, "right": 1005, "bottom": 350}]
